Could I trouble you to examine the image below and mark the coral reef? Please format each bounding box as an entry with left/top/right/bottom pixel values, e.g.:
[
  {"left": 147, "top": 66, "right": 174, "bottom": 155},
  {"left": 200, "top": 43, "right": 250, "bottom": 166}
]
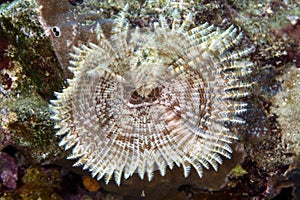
[
  {"left": 271, "top": 65, "right": 300, "bottom": 156},
  {"left": 0, "top": 0, "right": 64, "bottom": 164},
  {"left": 0, "top": 0, "right": 64, "bottom": 99},
  {"left": 0, "top": 0, "right": 299, "bottom": 199},
  {"left": 15, "top": 167, "right": 62, "bottom": 200},
  {"left": 1, "top": 94, "right": 62, "bottom": 163}
]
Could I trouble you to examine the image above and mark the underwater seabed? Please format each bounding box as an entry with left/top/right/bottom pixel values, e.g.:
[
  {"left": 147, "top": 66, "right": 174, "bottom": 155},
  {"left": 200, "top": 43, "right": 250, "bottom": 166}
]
[{"left": 0, "top": 0, "right": 300, "bottom": 199}]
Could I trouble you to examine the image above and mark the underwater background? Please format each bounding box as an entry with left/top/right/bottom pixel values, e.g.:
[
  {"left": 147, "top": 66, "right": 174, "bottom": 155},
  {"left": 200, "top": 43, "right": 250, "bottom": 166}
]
[{"left": 0, "top": 0, "right": 300, "bottom": 199}]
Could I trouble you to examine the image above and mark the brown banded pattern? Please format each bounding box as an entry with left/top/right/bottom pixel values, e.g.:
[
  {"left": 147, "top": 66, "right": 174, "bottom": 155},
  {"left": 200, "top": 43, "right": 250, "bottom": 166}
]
[{"left": 50, "top": 5, "right": 253, "bottom": 185}]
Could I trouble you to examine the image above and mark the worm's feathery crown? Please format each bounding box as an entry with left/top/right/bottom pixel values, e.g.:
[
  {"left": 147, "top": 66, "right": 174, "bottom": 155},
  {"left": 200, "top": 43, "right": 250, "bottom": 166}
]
[{"left": 50, "top": 6, "right": 253, "bottom": 186}]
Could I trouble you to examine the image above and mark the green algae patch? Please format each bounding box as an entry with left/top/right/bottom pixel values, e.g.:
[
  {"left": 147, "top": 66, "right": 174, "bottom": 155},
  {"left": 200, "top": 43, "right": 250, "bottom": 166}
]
[
  {"left": 1, "top": 92, "right": 63, "bottom": 163},
  {"left": 229, "top": 164, "right": 248, "bottom": 177},
  {"left": 0, "top": 0, "right": 64, "bottom": 99},
  {"left": 15, "top": 167, "right": 63, "bottom": 200},
  {"left": 0, "top": 0, "right": 65, "bottom": 163}
]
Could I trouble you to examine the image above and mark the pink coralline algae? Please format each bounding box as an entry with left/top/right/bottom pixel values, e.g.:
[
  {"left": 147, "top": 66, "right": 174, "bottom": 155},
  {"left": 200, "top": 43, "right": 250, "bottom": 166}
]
[{"left": 0, "top": 152, "right": 18, "bottom": 189}]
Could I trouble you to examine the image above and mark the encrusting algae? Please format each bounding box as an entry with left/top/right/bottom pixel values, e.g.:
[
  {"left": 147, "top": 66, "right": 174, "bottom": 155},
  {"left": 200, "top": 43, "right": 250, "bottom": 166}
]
[
  {"left": 50, "top": 5, "right": 254, "bottom": 186},
  {"left": 1, "top": 0, "right": 300, "bottom": 198}
]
